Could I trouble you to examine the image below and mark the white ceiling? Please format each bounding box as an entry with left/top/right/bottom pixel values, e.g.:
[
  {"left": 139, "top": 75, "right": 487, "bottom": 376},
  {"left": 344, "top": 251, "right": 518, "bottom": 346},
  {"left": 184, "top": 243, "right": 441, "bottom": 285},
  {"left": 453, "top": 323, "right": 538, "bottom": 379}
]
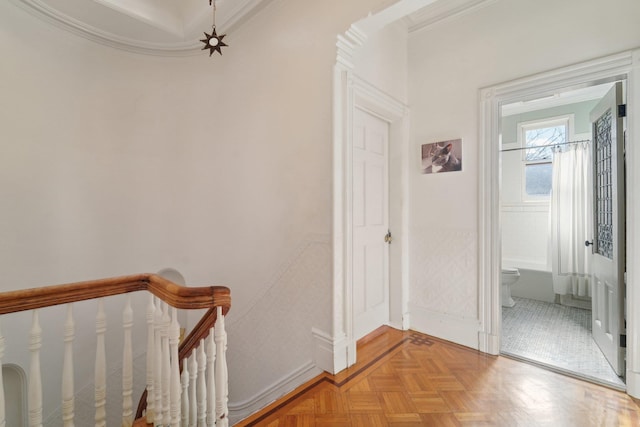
[
  {"left": 501, "top": 83, "right": 615, "bottom": 117},
  {"left": 11, "top": 0, "right": 272, "bottom": 55},
  {"left": 11, "top": 0, "right": 496, "bottom": 56}
]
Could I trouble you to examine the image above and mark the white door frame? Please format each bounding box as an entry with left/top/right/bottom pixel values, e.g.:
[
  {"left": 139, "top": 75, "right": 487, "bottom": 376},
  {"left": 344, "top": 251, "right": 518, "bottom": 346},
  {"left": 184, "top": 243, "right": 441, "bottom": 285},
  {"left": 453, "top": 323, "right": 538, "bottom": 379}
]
[
  {"left": 478, "top": 49, "right": 640, "bottom": 397},
  {"left": 330, "top": 28, "right": 410, "bottom": 372}
]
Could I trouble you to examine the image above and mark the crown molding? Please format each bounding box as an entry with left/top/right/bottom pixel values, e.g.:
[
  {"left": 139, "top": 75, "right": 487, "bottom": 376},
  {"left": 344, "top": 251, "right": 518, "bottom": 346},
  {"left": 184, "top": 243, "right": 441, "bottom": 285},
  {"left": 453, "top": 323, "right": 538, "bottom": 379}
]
[
  {"left": 405, "top": 0, "right": 496, "bottom": 33},
  {"left": 10, "top": 0, "right": 271, "bottom": 57},
  {"left": 336, "top": 24, "right": 368, "bottom": 69}
]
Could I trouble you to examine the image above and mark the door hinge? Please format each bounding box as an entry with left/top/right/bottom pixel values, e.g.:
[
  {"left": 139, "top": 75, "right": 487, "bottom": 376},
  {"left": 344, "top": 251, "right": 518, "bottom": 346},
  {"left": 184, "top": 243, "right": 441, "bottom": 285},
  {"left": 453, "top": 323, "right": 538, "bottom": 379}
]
[
  {"left": 618, "top": 104, "right": 627, "bottom": 118},
  {"left": 621, "top": 334, "right": 627, "bottom": 348}
]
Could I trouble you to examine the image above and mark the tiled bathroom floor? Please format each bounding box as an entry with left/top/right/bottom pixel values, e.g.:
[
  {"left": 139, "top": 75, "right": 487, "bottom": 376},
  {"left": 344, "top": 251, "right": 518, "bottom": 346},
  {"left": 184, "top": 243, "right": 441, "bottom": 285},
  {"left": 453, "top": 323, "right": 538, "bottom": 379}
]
[{"left": 501, "top": 296, "right": 625, "bottom": 389}]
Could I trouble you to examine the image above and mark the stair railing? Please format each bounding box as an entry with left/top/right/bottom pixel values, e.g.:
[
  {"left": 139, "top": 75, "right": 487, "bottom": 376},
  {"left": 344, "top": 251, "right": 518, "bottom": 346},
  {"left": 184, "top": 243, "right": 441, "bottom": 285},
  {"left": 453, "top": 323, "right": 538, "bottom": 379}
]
[{"left": 0, "top": 273, "right": 230, "bottom": 427}]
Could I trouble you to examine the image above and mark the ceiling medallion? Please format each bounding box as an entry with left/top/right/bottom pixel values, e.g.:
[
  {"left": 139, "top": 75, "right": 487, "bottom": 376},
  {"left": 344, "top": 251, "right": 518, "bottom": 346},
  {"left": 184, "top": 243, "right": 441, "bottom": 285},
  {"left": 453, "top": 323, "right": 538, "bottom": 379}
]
[{"left": 201, "top": 0, "right": 228, "bottom": 56}]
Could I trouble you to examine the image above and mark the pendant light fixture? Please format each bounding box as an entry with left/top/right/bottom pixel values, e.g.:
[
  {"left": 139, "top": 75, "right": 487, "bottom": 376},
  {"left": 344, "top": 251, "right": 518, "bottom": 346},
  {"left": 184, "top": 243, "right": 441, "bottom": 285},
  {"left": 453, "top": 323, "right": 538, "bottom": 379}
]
[{"left": 200, "top": 0, "right": 228, "bottom": 56}]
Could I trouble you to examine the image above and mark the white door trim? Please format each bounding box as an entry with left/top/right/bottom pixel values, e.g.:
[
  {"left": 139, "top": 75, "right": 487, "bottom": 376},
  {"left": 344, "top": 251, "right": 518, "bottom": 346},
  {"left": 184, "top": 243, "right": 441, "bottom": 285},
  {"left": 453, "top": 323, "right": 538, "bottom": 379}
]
[
  {"left": 328, "top": 28, "right": 410, "bottom": 372},
  {"left": 479, "top": 49, "right": 640, "bottom": 397}
]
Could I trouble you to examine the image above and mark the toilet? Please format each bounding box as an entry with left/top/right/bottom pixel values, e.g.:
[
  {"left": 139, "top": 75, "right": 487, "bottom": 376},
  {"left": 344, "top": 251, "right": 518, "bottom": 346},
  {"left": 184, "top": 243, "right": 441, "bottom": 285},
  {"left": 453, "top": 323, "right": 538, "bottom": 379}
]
[{"left": 501, "top": 268, "right": 520, "bottom": 307}]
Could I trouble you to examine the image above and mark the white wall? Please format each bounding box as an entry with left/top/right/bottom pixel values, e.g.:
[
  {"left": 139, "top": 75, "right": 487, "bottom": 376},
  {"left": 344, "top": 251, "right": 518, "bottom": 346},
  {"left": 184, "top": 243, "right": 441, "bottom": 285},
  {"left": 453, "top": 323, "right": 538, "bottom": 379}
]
[
  {"left": 0, "top": 0, "right": 400, "bottom": 423},
  {"left": 407, "top": 0, "right": 640, "bottom": 349},
  {"left": 353, "top": 20, "right": 408, "bottom": 104}
]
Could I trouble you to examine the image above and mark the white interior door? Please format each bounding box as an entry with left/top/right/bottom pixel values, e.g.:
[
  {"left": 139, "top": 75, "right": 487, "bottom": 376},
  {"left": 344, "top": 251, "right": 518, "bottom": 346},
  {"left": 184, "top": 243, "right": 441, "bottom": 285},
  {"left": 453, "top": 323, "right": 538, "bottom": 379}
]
[
  {"left": 590, "top": 81, "right": 626, "bottom": 376},
  {"left": 352, "top": 107, "right": 390, "bottom": 341}
]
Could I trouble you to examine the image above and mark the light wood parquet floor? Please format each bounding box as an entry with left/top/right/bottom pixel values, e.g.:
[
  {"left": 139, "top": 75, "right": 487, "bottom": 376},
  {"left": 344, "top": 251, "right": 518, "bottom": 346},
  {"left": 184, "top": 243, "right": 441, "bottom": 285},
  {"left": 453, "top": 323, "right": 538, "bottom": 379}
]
[{"left": 235, "top": 326, "right": 640, "bottom": 426}]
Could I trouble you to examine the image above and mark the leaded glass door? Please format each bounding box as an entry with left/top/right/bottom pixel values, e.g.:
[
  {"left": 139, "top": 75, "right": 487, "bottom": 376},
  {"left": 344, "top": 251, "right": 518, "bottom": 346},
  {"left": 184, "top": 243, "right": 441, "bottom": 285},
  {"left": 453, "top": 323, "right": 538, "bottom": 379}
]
[{"left": 590, "top": 81, "right": 625, "bottom": 376}]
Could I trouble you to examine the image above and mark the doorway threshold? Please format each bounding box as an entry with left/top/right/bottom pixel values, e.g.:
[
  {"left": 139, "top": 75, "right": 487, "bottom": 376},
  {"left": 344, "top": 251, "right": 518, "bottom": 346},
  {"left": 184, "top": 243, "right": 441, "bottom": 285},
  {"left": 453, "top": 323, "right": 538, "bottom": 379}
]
[{"left": 501, "top": 351, "right": 625, "bottom": 392}]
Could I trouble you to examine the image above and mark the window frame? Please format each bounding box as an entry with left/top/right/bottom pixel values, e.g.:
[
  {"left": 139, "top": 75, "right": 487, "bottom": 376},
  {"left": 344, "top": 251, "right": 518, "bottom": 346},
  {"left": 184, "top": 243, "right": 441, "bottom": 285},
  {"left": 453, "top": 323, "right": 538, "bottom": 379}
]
[{"left": 517, "top": 115, "right": 574, "bottom": 202}]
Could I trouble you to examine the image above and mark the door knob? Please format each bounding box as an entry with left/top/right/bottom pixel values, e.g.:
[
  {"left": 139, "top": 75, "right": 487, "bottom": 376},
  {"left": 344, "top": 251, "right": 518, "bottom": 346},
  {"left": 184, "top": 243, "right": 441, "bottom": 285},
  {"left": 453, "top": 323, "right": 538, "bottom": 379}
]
[
  {"left": 585, "top": 240, "right": 594, "bottom": 247},
  {"left": 384, "top": 231, "right": 392, "bottom": 244}
]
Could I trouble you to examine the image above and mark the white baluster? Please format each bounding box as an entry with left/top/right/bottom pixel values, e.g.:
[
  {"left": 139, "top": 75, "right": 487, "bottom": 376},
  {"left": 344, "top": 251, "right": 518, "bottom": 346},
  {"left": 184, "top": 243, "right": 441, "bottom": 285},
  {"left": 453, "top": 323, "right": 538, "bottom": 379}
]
[
  {"left": 153, "top": 299, "right": 163, "bottom": 427},
  {"left": 62, "top": 305, "right": 75, "bottom": 427},
  {"left": 122, "top": 295, "right": 133, "bottom": 427},
  {"left": 146, "top": 295, "right": 156, "bottom": 424},
  {"left": 0, "top": 319, "right": 6, "bottom": 427},
  {"left": 169, "top": 307, "right": 181, "bottom": 427},
  {"left": 214, "top": 307, "right": 228, "bottom": 427},
  {"left": 206, "top": 330, "right": 215, "bottom": 427},
  {"left": 188, "top": 353, "right": 197, "bottom": 427},
  {"left": 95, "top": 299, "right": 107, "bottom": 427},
  {"left": 29, "top": 310, "right": 43, "bottom": 427},
  {"left": 162, "top": 303, "right": 171, "bottom": 426},
  {"left": 181, "top": 359, "right": 190, "bottom": 427},
  {"left": 196, "top": 341, "right": 206, "bottom": 427}
]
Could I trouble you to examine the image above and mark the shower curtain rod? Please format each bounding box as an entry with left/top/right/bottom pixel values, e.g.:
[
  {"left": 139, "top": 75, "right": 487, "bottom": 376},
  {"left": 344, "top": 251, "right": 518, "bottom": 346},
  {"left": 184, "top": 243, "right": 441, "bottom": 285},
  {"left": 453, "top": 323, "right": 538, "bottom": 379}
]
[{"left": 500, "top": 139, "right": 591, "bottom": 153}]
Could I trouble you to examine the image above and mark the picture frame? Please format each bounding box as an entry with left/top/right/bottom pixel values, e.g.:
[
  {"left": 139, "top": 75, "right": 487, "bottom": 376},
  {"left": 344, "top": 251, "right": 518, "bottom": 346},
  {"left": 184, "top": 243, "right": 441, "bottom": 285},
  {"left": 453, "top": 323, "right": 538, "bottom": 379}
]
[{"left": 421, "top": 138, "right": 463, "bottom": 174}]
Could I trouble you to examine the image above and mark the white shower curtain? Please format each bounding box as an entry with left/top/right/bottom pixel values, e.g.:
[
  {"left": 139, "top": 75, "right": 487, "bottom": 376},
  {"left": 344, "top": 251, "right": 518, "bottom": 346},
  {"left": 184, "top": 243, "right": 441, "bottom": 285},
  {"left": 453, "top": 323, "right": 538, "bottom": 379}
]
[{"left": 550, "top": 143, "right": 592, "bottom": 297}]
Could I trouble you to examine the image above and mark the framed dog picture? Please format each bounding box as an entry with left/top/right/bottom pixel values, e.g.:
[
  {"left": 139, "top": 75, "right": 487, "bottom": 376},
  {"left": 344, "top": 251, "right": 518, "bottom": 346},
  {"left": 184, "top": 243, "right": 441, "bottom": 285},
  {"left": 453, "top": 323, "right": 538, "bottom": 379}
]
[{"left": 421, "top": 138, "right": 462, "bottom": 174}]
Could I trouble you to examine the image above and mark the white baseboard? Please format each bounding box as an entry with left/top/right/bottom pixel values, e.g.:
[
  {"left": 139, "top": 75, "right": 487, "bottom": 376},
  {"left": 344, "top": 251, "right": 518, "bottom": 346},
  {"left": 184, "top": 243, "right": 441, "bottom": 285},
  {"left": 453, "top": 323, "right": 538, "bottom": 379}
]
[
  {"left": 626, "top": 369, "right": 640, "bottom": 398},
  {"left": 311, "top": 328, "right": 349, "bottom": 374},
  {"left": 228, "top": 360, "right": 322, "bottom": 425},
  {"left": 402, "top": 312, "right": 411, "bottom": 330},
  {"left": 388, "top": 312, "right": 410, "bottom": 331},
  {"left": 409, "top": 304, "right": 480, "bottom": 350},
  {"left": 387, "top": 320, "right": 403, "bottom": 330},
  {"left": 478, "top": 330, "right": 500, "bottom": 355}
]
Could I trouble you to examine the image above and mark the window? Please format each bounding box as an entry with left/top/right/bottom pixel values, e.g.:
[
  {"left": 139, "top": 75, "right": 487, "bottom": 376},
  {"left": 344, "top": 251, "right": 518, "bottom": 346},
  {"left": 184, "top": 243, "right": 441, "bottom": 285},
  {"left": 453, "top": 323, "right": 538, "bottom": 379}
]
[
  {"left": 524, "top": 162, "right": 553, "bottom": 196},
  {"left": 518, "top": 116, "right": 572, "bottom": 200}
]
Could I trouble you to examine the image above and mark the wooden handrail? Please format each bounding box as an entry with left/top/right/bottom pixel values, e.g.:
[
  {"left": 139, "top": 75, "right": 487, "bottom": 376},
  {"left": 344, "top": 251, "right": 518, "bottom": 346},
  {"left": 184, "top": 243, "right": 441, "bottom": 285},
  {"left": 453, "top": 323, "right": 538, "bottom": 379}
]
[
  {"left": 134, "top": 305, "right": 225, "bottom": 420},
  {"left": 179, "top": 307, "right": 220, "bottom": 360},
  {"left": 0, "top": 273, "right": 231, "bottom": 316},
  {"left": 0, "top": 273, "right": 232, "bottom": 424}
]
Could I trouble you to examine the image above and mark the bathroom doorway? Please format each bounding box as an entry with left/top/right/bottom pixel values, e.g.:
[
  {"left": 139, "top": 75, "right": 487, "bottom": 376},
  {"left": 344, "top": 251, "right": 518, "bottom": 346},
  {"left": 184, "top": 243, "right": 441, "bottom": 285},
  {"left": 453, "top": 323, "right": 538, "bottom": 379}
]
[{"left": 498, "top": 81, "right": 627, "bottom": 390}]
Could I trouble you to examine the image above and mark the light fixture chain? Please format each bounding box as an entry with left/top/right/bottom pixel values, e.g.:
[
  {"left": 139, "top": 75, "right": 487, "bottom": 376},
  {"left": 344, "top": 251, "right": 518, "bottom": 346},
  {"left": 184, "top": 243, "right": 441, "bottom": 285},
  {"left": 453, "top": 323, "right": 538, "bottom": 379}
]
[
  {"left": 200, "top": 0, "right": 227, "bottom": 57},
  {"left": 212, "top": 0, "right": 217, "bottom": 29}
]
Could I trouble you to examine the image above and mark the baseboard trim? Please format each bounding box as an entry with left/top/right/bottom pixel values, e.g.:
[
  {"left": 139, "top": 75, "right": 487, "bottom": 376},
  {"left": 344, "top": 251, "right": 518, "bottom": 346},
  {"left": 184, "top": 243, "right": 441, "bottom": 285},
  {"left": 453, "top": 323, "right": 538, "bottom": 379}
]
[
  {"left": 311, "top": 328, "right": 349, "bottom": 374},
  {"left": 409, "top": 304, "right": 480, "bottom": 350},
  {"left": 626, "top": 370, "right": 640, "bottom": 398},
  {"left": 478, "top": 330, "right": 500, "bottom": 355},
  {"left": 402, "top": 312, "right": 411, "bottom": 330},
  {"left": 229, "top": 360, "right": 321, "bottom": 425},
  {"left": 387, "top": 320, "right": 404, "bottom": 331}
]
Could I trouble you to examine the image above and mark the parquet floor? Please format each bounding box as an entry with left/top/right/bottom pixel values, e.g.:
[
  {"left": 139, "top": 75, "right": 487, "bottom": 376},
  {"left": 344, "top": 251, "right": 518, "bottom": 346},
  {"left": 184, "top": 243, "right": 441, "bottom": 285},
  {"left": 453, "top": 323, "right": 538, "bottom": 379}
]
[{"left": 235, "top": 326, "right": 640, "bottom": 426}]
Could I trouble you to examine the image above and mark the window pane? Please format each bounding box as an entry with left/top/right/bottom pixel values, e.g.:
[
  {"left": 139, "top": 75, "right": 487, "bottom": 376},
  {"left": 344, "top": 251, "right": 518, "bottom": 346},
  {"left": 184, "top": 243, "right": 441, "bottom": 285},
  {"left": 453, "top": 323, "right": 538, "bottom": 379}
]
[
  {"left": 525, "top": 163, "right": 552, "bottom": 196},
  {"left": 525, "top": 125, "right": 566, "bottom": 161}
]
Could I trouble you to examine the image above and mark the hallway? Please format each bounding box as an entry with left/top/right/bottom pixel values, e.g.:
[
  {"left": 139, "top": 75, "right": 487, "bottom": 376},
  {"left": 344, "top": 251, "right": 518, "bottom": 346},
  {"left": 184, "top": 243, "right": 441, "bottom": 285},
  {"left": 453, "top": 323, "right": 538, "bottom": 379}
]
[{"left": 236, "top": 327, "right": 640, "bottom": 426}]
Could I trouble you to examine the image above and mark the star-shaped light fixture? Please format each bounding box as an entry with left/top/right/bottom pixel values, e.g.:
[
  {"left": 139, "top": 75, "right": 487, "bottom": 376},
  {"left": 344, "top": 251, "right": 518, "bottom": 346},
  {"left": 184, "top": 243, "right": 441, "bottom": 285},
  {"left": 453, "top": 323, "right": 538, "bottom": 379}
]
[
  {"left": 201, "top": 0, "right": 228, "bottom": 57},
  {"left": 201, "top": 27, "right": 227, "bottom": 56}
]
